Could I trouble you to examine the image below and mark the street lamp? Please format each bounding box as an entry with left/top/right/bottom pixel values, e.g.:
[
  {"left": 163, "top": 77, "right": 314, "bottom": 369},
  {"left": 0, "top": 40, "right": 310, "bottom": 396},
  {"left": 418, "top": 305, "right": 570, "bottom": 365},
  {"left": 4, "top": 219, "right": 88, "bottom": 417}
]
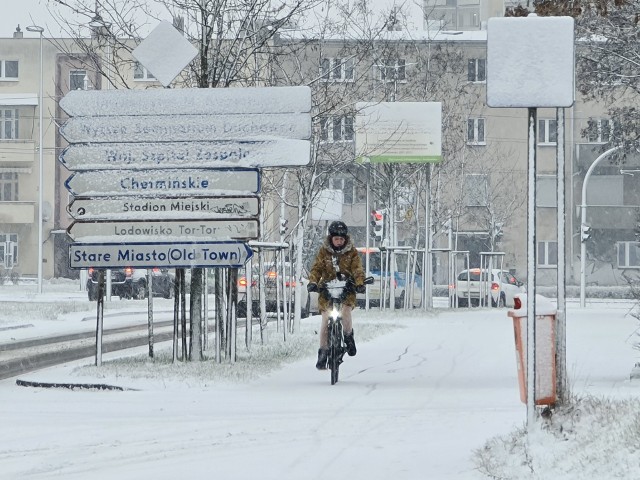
[{"left": 26, "top": 25, "right": 44, "bottom": 294}]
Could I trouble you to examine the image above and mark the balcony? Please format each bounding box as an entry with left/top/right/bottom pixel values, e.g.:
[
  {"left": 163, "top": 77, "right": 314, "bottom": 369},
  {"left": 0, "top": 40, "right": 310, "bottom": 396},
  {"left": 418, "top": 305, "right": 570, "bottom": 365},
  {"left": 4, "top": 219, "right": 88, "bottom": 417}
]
[
  {"left": 0, "top": 202, "right": 35, "bottom": 224},
  {"left": 0, "top": 140, "right": 36, "bottom": 165}
]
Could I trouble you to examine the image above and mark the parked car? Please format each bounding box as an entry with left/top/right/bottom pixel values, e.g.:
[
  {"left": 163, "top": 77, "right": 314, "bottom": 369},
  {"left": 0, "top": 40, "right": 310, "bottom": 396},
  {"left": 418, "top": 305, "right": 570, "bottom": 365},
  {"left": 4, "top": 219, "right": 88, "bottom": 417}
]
[
  {"left": 357, "top": 247, "right": 423, "bottom": 309},
  {"left": 454, "top": 268, "right": 525, "bottom": 307},
  {"left": 86, "top": 267, "right": 175, "bottom": 301},
  {"left": 236, "top": 263, "right": 318, "bottom": 318}
]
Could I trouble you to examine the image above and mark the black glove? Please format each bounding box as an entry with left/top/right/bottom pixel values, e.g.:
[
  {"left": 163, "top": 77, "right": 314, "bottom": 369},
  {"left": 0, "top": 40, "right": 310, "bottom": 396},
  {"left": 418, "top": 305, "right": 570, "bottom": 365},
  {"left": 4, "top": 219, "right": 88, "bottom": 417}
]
[
  {"left": 307, "top": 282, "right": 318, "bottom": 293},
  {"left": 355, "top": 284, "right": 366, "bottom": 294}
]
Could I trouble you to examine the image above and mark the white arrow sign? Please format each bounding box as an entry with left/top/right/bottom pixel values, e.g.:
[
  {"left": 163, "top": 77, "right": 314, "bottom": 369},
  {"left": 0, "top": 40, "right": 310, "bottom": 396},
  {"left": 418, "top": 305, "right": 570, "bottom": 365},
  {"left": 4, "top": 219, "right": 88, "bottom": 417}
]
[
  {"left": 65, "top": 168, "right": 260, "bottom": 197},
  {"left": 67, "top": 196, "right": 259, "bottom": 221},
  {"left": 58, "top": 139, "right": 310, "bottom": 170},
  {"left": 59, "top": 86, "right": 311, "bottom": 117},
  {"left": 67, "top": 219, "right": 259, "bottom": 242},
  {"left": 70, "top": 241, "right": 253, "bottom": 269},
  {"left": 60, "top": 113, "right": 311, "bottom": 144}
]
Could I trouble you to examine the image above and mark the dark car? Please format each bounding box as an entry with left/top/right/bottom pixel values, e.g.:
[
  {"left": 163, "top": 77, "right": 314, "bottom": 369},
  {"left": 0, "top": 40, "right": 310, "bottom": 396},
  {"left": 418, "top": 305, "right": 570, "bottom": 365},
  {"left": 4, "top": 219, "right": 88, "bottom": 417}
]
[{"left": 86, "top": 267, "right": 175, "bottom": 301}]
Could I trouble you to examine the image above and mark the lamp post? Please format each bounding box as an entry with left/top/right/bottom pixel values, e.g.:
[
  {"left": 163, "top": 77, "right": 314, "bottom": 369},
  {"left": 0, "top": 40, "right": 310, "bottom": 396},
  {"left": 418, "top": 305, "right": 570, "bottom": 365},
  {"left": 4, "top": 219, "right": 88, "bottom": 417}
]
[
  {"left": 26, "top": 25, "right": 44, "bottom": 294},
  {"left": 579, "top": 145, "right": 622, "bottom": 307}
]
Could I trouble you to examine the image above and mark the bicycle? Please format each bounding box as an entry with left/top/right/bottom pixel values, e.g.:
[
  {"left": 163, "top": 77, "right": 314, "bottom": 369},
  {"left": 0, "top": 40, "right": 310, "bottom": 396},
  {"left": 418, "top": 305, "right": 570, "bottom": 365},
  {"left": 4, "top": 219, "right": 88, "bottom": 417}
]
[{"left": 318, "top": 274, "right": 373, "bottom": 385}]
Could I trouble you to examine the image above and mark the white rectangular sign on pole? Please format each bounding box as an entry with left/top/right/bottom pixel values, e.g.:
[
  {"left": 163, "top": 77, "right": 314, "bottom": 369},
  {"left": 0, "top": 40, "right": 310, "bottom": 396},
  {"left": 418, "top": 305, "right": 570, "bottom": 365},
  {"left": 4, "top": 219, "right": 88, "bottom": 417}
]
[
  {"left": 60, "top": 114, "right": 312, "bottom": 144},
  {"left": 59, "top": 86, "right": 312, "bottom": 117},
  {"left": 67, "top": 196, "right": 259, "bottom": 221},
  {"left": 70, "top": 241, "right": 254, "bottom": 269},
  {"left": 59, "top": 139, "right": 311, "bottom": 170},
  {"left": 355, "top": 102, "right": 442, "bottom": 163},
  {"left": 67, "top": 219, "right": 259, "bottom": 242},
  {"left": 487, "top": 16, "right": 575, "bottom": 108},
  {"left": 64, "top": 168, "right": 260, "bottom": 197}
]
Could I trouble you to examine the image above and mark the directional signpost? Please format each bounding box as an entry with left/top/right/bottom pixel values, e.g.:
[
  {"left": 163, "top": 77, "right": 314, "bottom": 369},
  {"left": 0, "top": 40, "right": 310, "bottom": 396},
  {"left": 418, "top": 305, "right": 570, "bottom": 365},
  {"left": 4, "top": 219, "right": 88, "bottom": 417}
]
[
  {"left": 59, "top": 85, "right": 311, "bottom": 270},
  {"left": 64, "top": 168, "right": 260, "bottom": 197},
  {"left": 70, "top": 242, "right": 253, "bottom": 269},
  {"left": 68, "top": 196, "right": 259, "bottom": 221},
  {"left": 67, "top": 219, "right": 259, "bottom": 243}
]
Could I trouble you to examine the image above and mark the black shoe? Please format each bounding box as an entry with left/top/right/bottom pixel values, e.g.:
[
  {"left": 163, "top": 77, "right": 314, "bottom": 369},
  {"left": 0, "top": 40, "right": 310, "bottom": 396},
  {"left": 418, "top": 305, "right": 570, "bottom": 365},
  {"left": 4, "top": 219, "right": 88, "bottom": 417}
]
[
  {"left": 316, "top": 348, "right": 328, "bottom": 370},
  {"left": 344, "top": 331, "right": 357, "bottom": 357}
]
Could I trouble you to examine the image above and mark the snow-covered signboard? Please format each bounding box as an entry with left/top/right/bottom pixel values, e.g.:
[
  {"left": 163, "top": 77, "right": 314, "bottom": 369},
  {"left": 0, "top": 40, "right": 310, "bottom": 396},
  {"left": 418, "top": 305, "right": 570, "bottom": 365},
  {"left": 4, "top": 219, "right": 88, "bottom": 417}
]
[
  {"left": 312, "top": 189, "right": 343, "bottom": 222},
  {"left": 486, "top": 15, "right": 575, "bottom": 108},
  {"left": 355, "top": 102, "right": 442, "bottom": 163},
  {"left": 59, "top": 86, "right": 311, "bottom": 262},
  {"left": 131, "top": 20, "right": 198, "bottom": 88},
  {"left": 59, "top": 140, "right": 310, "bottom": 170},
  {"left": 68, "top": 219, "right": 259, "bottom": 243}
]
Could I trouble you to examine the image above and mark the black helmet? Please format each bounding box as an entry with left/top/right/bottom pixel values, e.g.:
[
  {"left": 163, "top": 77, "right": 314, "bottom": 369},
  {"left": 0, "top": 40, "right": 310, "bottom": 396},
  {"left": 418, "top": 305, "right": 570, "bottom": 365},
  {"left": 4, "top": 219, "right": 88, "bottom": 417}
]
[{"left": 328, "top": 221, "right": 348, "bottom": 238}]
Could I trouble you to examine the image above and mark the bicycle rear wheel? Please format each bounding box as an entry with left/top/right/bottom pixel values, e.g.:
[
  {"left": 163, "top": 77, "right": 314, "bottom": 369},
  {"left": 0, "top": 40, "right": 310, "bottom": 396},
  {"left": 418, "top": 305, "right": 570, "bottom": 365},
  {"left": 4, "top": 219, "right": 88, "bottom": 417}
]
[{"left": 329, "top": 322, "right": 343, "bottom": 385}]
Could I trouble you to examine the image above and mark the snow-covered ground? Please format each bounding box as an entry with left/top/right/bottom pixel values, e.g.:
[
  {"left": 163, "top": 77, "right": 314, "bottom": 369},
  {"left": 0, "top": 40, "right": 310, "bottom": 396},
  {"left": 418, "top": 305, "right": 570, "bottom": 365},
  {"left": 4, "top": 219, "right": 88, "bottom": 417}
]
[{"left": 1, "top": 280, "right": 640, "bottom": 479}]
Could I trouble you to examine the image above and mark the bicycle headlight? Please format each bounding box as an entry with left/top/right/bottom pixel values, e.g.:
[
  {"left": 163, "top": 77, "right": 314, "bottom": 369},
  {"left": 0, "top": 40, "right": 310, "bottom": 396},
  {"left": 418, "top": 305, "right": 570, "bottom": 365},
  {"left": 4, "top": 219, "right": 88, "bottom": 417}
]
[{"left": 330, "top": 308, "right": 339, "bottom": 320}]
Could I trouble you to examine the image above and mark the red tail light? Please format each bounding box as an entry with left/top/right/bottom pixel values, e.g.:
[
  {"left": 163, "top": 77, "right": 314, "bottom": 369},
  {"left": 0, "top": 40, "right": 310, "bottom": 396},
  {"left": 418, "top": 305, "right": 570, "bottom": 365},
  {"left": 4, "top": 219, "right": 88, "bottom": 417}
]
[
  {"left": 238, "top": 277, "right": 248, "bottom": 287},
  {"left": 491, "top": 282, "right": 500, "bottom": 291},
  {"left": 285, "top": 281, "right": 297, "bottom": 287}
]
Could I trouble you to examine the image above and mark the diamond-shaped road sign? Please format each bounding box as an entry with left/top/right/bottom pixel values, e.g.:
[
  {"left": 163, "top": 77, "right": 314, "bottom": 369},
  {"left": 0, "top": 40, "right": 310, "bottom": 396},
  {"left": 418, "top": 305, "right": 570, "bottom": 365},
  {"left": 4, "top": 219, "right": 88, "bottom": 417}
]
[{"left": 132, "top": 20, "right": 198, "bottom": 87}]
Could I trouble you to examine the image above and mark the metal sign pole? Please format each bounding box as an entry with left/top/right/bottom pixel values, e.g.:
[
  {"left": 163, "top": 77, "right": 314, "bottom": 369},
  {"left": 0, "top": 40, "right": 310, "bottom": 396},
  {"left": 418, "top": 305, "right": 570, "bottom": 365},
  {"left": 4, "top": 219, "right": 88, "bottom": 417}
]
[{"left": 526, "top": 108, "right": 538, "bottom": 430}]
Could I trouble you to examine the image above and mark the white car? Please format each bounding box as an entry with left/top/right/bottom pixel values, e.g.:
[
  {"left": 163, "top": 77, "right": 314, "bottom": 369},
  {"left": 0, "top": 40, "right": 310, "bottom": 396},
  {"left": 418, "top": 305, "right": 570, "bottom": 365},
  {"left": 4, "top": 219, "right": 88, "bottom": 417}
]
[{"left": 454, "top": 268, "right": 525, "bottom": 308}]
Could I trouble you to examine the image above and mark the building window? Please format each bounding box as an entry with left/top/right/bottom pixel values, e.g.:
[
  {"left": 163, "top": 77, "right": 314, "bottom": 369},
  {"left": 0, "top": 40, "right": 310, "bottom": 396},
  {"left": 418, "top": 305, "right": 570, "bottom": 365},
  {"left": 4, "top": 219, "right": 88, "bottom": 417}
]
[
  {"left": 538, "top": 119, "right": 557, "bottom": 145},
  {"left": 0, "top": 109, "right": 19, "bottom": 140},
  {"left": 0, "top": 172, "right": 19, "bottom": 201},
  {"left": 0, "top": 233, "right": 19, "bottom": 267},
  {"left": 538, "top": 241, "right": 558, "bottom": 267},
  {"left": 618, "top": 241, "right": 640, "bottom": 268},
  {"left": 587, "top": 118, "right": 612, "bottom": 143},
  {"left": 536, "top": 175, "right": 557, "bottom": 207},
  {"left": 0, "top": 60, "right": 19, "bottom": 80},
  {"left": 464, "top": 173, "right": 488, "bottom": 207},
  {"left": 134, "top": 62, "right": 156, "bottom": 81},
  {"left": 330, "top": 177, "right": 352, "bottom": 204},
  {"left": 467, "top": 118, "right": 485, "bottom": 145},
  {"left": 319, "top": 115, "right": 354, "bottom": 142},
  {"left": 377, "top": 59, "right": 406, "bottom": 82},
  {"left": 69, "top": 70, "right": 88, "bottom": 90},
  {"left": 320, "top": 57, "right": 355, "bottom": 82},
  {"left": 467, "top": 58, "right": 485, "bottom": 82}
]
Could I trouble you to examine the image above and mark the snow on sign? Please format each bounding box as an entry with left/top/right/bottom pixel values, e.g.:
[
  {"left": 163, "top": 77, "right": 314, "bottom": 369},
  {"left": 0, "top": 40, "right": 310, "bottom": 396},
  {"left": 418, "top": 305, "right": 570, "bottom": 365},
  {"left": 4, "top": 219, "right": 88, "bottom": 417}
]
[
  {"left": 64, "top": 168, "right": 260, "bottom": 197},
  {"left": 487, "top": 15, "right": 575, "bottom": 108},
  {"left": 59, "top": 114, "right": 311, "bottom": 144},
  {"left": 67, "top": 196, "right": 259, "bottom": 221},
  {"left": 59, "top": 87, "right": 312, "bottom": 117},
  {"left": 67, "top": 219, "right": 260, "bottom": 243},
  {"left": 59, "top": 139, "right": 311, "bottom": 170},
  {"left": 131, "top": 20, "right": 198, "bottom": 88},
  {"left": 70, "top": 241, "right": 253, "bottom": 269}
]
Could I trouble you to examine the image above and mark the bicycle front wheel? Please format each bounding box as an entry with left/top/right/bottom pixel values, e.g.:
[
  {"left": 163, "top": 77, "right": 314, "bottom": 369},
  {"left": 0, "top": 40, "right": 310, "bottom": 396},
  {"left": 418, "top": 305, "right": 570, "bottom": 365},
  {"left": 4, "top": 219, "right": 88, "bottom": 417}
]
[{"left": 329, "top": 322, "right": 343, "bottom": 385}]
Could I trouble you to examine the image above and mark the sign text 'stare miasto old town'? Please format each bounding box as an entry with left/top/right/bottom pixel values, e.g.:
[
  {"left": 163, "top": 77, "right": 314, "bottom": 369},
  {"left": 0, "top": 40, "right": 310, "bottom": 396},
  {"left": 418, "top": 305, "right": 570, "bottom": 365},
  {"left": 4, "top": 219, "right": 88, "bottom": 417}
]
[{"left": 59, "top": 86, "right": 312, "bottom": 269}]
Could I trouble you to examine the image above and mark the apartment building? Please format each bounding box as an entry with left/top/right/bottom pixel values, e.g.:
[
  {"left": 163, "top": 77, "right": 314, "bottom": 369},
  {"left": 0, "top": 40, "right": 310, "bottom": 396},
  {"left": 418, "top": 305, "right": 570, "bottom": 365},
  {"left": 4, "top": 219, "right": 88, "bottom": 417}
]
[{"left": 1, "top": 23, "right": 638, "bottom": 288}]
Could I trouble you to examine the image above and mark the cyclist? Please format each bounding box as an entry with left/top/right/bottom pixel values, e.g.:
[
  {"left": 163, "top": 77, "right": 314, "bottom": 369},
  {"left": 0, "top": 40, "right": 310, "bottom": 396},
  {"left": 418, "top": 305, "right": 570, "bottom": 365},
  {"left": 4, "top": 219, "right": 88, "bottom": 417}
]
[{"left": 307, "top": 221, "right": 366, "bottom": 370}]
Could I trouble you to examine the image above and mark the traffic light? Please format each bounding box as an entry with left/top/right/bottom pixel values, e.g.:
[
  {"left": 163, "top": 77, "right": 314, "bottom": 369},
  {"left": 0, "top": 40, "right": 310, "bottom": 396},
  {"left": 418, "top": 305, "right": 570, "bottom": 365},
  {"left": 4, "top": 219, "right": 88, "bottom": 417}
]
[
  {"left": 279, "top": 218, "right": 288, "bottom": 235},
  {"left": 371, "top": 210, "right": 384, "bottom": 240},
  {"left": 581, "top": 224, "right": 591, "bottom": 242},
  {"left": 493, "top": 222, "right": 503, "bottom": 240}
]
